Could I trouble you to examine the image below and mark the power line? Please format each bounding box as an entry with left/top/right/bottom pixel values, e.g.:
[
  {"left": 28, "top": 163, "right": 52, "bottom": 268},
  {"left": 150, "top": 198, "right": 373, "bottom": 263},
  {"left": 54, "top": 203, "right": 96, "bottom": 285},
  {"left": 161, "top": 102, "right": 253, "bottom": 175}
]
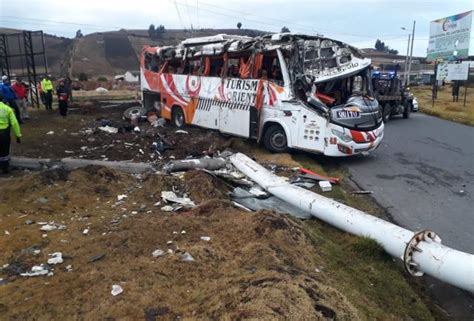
[{"left": 173, "top": 0, "right": 186, "bottom": 30}]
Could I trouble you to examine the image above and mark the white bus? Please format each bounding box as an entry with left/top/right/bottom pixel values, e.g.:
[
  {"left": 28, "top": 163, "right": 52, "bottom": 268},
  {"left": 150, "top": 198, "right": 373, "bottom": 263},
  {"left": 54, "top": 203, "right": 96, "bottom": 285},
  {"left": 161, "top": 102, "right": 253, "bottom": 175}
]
[{"left": 140, "top": 33, "right": 384, "bottom": 156}]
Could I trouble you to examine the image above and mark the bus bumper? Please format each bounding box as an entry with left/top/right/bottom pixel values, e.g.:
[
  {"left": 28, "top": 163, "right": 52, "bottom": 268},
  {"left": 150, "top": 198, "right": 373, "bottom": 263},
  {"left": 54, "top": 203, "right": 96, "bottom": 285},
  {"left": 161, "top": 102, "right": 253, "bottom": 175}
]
[{"left": 323, "top": 123, "right": 384, "bottom": 157}]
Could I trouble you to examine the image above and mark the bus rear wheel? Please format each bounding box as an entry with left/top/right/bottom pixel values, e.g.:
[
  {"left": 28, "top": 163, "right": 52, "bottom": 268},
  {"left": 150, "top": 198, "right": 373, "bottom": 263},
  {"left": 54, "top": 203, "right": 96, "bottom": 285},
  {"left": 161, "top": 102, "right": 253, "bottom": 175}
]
[
  {"left": 263, "top": 124, "right": 288, "bottom": 153},
  {"left": 172, "top": 107, "right": 185, "bottom": 128}
]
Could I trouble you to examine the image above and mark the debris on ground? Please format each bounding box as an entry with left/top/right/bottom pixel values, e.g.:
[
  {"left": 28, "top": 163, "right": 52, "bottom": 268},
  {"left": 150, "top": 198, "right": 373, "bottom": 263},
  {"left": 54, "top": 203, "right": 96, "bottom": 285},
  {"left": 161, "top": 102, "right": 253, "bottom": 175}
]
[
  {"left": 47, "top": 252, "right": 64, "bottom": 265},
  {"left": 319, "top": 180, "right": 333, "bottom": 192},
  {"left": 351, "top": 190, "right": 374, "bottom": 195},
  {"left": 111, "top": 284, "right": 123, "bottom": 296},
  {"left": 299, "top": 167, "right": 340, "bottom": 184}
]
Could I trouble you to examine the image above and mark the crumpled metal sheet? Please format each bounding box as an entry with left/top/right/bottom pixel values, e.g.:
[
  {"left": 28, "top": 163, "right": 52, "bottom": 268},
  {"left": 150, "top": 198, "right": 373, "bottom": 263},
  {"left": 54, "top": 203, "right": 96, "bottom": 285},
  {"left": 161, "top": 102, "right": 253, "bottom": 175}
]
[{"left": 231, "top": 187, "right": 312, "bottom": 219}]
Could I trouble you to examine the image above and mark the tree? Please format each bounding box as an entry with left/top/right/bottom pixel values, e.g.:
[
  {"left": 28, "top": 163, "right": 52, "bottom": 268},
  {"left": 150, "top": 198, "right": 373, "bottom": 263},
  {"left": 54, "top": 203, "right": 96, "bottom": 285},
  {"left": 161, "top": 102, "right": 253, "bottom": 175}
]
[
  {"left": 281, "top": 26, "right": 290, "bottom": 33},
  {"left": 148, "top": 24, "right": 155, "bottom": 38},
  {"left": 75, "top": 29, "right": 83, "bottom": 38},
  {"left": 237, "top": 22, "right": 242, "bottom": 29},
  {"left": 374, "top": 39, "right": 399, "bottom": 55}
]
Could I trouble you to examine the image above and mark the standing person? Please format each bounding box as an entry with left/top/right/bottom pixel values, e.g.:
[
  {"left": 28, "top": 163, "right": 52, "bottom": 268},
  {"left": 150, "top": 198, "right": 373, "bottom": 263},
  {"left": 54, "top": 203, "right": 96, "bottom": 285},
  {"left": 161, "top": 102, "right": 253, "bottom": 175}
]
[
  {"left": 56, "top": 80, "right": 69, "bottom": 117},
  {"left": 41, "top": 75, "right": 54, "bottom": 110},
  {"left": 12, "top": 78, "right": 29, "bottom": 120},
  {"left": 452, "top": 81, "right": 460, "bottom": 102},
  {"left": 65, "top": 77, "right": 73, "bottom": 102},
  {"left": 0, "top": 75, "right": 22, "bottom": 123},
  {"left": 0, "top": 92, "right": 22, "bottom": 174}
]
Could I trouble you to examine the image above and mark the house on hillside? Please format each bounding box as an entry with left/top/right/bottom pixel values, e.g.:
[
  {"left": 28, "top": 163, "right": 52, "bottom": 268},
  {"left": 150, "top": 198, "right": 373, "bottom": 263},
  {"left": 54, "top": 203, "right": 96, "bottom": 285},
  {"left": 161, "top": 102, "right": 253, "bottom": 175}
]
[{"left": 114, "top": 70, "right": 139, "bottom": 83}]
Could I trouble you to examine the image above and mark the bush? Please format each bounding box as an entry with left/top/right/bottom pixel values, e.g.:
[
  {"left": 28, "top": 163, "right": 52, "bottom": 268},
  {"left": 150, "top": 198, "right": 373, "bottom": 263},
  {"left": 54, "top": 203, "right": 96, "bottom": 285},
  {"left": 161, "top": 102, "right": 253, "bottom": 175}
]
[
  {"left": 97, "top": 76, "right": 108, "bottom": 82},
  {"left": 78, "top": 73, "right": 88, "bottom": 81}
]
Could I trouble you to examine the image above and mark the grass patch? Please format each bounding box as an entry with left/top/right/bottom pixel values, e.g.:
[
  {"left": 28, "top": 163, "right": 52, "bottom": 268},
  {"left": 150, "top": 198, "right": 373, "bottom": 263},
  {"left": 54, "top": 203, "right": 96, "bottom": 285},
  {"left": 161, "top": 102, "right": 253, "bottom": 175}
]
[{"left": 412, "top": 85, "right": 474, "bottom": 126}]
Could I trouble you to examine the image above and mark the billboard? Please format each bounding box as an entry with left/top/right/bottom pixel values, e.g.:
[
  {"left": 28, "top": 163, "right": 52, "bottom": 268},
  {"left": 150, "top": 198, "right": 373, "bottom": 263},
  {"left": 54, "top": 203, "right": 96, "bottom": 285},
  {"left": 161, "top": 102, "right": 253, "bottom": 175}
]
[{"left": 427, "top": 11, "right": 472, "bottom": 61}]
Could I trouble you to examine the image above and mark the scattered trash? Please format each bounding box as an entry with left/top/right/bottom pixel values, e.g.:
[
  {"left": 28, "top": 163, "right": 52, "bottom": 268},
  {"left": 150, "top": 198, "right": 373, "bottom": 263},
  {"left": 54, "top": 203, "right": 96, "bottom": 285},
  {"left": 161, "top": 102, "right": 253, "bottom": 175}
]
[
  {"left": 163, "top": 157, "right": 226, "bottom": 173},
  {"left": 181, "top": 230, "right": 186, "bottom": 235},
  {"left": 25, "top": 220, "right": 34, "bottom": 225},
  {"left": 299, "top": 167, "right": 340, "bottom": 184},
  {"left": 153, "top": 201, "right": 161, "bottom": 207},
  {"left": 47, "top": 252, "right": 64, "bottom": 265},
  {"left": 166, "top": 241, "right": 173, "bottom": 245},
  {"left": 66, "top": 265, "right": 73, "bottom": 272},
  {"left": 40, "top": 224, "right": 56, "bottom": 231},
  {"left": 20, "top": 265, "right": 49, "bottom": 277},
  {"left": 46, "top": 131, "right": 54, "bottom": 135},
  {"left": 175, "top": 130, "right": 189, "bottom": 134},
  {"left": 88, "top": 253, "right": 106, "bottom": 263},
  {"left": 200, "top": 236, "right": 211, "bottom": 241},
  {"left": 4, "top": 230, "right": 10, "bottom": 235},
  {"left": 111, "top": 284, "right": 123, "bottom": 296},
  {"left": 152, "top": 249, "right": 165, "bottom": 258},
  {"left": 95, "top": 87, "right": 109, "bottom": 93},
  {"left": 351, "top": 190, "right": 374, "bottom": 195},
  {"left": 98, "top": 126, "right": 118, "bottom": 134},
  {"left": 161, "top": 205, "right": 174, "bottom": 212},
  {"left": 178, "top": 252, "right": 195, "bottom": 262},
  {"left": 33, "top": 249, "right": 41, "bottom": 255},
  {"left": 161, "top": 191, "right": 195, "bottom": 208},
  {"left": 319, "top": 181, "right": 332, "bottom": 192},
  {"left": 117, "top": 194, "right": 127, "bottom": 201},
  {"left": 83, "top": 228, "right": 90, "bottom": 235},
  {"left": 134, "top": 126, "right": 141, "bottom": 133}
]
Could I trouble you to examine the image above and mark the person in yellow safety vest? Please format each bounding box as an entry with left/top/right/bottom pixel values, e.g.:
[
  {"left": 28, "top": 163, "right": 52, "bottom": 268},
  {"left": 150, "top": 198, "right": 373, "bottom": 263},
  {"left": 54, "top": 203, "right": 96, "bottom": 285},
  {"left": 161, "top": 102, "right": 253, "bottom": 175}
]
[
  {"left": 0, "top": 92, "right": 22, "bottom": 174},
  {"left": 41, "top": 75, "right": 54, "bottom": 111}
]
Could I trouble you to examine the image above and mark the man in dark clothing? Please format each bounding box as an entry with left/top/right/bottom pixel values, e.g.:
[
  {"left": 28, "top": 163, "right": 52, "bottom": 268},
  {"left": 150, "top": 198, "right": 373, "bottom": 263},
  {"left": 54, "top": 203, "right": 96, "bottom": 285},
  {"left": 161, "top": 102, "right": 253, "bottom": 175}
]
[
  {"left": 1, "top": 75, "right": 22, "bottom": 123},
  {"left": 452, "top": 81, "right": 460, "bottom": 102},
  {"left": 56, "top": 80, "right": 69, "bottom": 117}
]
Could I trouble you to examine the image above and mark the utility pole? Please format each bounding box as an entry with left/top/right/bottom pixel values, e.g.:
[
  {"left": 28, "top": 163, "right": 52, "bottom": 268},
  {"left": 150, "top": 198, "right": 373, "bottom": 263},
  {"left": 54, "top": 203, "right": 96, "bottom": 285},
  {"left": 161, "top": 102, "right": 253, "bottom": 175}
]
[
  {"left": 406, "top": 20, "right": 416, "bottom": 86},
  {"left": 404, "top": 34, "right": 411, "bottom": 86}
]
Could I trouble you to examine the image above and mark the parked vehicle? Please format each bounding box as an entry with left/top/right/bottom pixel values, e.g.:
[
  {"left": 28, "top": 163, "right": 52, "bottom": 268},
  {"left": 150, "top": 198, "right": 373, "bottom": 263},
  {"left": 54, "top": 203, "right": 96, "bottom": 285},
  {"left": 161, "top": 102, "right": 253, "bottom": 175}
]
[
  {"left": 372, "top": 69, "right": 417, "bottom": 121},
  {"left": 140, "top": 33, "right": 384, "bottom": 156}
]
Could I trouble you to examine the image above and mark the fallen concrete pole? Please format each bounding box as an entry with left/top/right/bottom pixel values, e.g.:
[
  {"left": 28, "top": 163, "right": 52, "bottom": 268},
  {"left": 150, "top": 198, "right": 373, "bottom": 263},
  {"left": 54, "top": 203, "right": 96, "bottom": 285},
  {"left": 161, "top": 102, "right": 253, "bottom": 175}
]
[
  {"left": 163, "top": 157, "right": 226, "bottom": 173},
  {"left": 230, "top": 153, "right": 474, "bottom": 292},
  {"left": 10, "top": 157, "right": 153, "bottom": 174}
]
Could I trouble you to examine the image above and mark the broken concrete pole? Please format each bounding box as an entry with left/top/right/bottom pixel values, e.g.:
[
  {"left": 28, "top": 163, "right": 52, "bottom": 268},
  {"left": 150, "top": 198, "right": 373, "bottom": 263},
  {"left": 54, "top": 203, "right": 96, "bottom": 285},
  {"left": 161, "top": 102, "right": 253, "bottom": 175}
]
[
  {"left": 230, "top": 152, "right": 474, "bottom": 293},
  {"left": 10, "top": 157, "right": 153, "bottom": 174},
  {"left": 163, "top": 157, "right": 226, "bottom": 173}
]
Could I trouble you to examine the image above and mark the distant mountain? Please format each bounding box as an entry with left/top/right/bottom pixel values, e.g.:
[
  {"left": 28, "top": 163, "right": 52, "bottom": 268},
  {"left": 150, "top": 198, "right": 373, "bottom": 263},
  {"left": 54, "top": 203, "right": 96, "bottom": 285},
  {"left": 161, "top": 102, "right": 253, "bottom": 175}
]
[{"left": 1, "top": 27, "right": 266, "bottom": 79}]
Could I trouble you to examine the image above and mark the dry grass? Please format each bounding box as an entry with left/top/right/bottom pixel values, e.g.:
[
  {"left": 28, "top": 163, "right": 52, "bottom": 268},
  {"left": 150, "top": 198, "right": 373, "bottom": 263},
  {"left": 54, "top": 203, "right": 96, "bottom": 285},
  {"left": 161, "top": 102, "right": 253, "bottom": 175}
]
[{"left": 412, "top": 85, "right": 474, "bottom": 126}]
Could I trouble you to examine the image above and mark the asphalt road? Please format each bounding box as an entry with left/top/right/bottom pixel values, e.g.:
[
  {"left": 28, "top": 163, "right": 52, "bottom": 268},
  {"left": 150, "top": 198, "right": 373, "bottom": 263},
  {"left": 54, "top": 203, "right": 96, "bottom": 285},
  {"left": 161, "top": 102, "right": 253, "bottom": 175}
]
[
  {"left": 338, "top": 112, "right": 474, "bottom": 317},
  {"left": 340, "top": 112, "right": 474, "bottom": 254}
]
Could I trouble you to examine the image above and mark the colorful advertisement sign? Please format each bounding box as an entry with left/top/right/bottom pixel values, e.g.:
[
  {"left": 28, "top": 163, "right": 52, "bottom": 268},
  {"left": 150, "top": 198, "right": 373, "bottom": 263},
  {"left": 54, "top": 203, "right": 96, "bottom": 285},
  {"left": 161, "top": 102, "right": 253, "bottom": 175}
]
[{"left": 427, "top": 11, "right": 472, "bottom": 61}]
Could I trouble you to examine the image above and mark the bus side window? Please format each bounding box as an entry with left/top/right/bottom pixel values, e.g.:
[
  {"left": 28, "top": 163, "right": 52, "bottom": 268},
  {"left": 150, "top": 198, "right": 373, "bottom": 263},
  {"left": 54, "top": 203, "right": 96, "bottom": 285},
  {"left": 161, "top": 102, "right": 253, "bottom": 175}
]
[
  {"left": 227, "top": 58, "right": 239, "bottom": 78},
  {"left": 209, "top": 57, "right": 224, "bottom": 77},
  {"left": 145, "top": 53, "right": 162, "bottom": 73},
  {"left": 166, "top": 59, "right": 181, "bottom": 74},
  {"left": 263, "top": 54, "right": 283, "bottom": 84}
]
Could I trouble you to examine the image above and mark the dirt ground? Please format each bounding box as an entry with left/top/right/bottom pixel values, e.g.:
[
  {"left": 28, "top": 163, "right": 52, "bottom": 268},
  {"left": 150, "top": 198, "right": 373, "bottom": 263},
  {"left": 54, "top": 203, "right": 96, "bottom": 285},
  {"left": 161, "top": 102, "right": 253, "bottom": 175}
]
[{"left": 1, "top": 100, "right": 439, "bottom": 320}]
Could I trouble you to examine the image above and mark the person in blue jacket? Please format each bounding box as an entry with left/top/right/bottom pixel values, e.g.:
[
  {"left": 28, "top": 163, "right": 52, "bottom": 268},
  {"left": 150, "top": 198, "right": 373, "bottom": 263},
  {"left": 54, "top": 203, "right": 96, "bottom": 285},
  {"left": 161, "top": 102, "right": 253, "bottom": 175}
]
[{"left": 1, "top": 75, "right": 22, "bottom": 124}]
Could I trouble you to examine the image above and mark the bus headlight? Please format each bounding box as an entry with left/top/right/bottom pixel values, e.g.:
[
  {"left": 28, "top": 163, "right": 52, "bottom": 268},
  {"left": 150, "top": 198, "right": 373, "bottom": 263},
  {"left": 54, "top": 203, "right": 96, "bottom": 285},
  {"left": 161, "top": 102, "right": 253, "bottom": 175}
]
[{"left": 331, "top": 129, "right": 352, "bottom": 142}]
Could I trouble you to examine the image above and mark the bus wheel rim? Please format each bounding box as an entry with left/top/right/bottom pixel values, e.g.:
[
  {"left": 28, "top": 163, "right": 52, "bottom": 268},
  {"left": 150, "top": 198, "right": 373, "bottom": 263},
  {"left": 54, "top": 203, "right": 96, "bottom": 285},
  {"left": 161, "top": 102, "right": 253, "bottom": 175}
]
[{"left": 271, "top": 133, "right": 286, "bottom": 149}]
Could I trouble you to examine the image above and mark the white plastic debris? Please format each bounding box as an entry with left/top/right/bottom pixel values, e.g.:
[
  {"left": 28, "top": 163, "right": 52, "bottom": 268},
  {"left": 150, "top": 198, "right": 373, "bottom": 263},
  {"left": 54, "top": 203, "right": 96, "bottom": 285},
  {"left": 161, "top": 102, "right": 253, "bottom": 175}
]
[
  {"left": 134, "top": 127, "right": 141, "bottom": 133},
  {"left": 111, "top": 284, "right": 123, "bottom": 296},
  {"left": 4, "top": 230, "right": 10, "bottom": 235},
  {"left": 95, "top": 86, "right": 109, "bottom": 93},
  {"left": 66, "top": 265, "right": 73, "bottom": 272},
  {"left": 152, "top": 249, "right": 165, "bottom": 257},
  {"left": 319, "top": 180, "right": 332, "bottom": 192},
  {"left": 117, "top": 194, "right": 127, "bottom": 201},
  {"left": 153, "top": 201, "right": 161, "bottom": 207},
  {"left": 175, "top": 130, "right": 189, "bottom": 134},
  {"left": 161, "top": 191, "right": 195, "bottom": 207},
  {"left": 200, "top": 236, "right": 211, "bottom": 241},
  {"left": 166, "top": 240, "right": 173, "bottom": 245},
  {"left": 47, "top": 252, "right": 64, "bottom": 265},
  {"left": 181, "top": 230, "right": 186, "bottom": 235},
  {"left": 179, "top": 252, "right": 195, "bottom": 262},
  {"left": 248, "top": 187, "right": 267, "bottom": 197},
  {"left": 46, "top": 131, "right": 54, "bottom": 135},
  {"left": 161, "top": 205, "right": 174, "bottom": 212},
  {"left": 21, "top": 265, "right": 49, "bottom": 277},
  {"left": 83, "top": 228, "right": 90, "bottom": 235},
  {"left": 33, "top": 249, "right": 41, "bottom": 255},
  {"left": 40, "top": 224, "right": 57, "bottom": 231},
  {"left": 98, "top": 126, "right": 118, "bottom": 134}
]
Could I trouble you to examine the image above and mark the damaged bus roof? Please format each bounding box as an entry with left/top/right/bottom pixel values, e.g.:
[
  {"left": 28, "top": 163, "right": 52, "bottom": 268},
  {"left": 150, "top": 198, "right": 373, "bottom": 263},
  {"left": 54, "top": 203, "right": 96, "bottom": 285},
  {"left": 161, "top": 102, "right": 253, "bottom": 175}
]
[{"left": 147, "top": 33, "right": 371, "bottom": 83}]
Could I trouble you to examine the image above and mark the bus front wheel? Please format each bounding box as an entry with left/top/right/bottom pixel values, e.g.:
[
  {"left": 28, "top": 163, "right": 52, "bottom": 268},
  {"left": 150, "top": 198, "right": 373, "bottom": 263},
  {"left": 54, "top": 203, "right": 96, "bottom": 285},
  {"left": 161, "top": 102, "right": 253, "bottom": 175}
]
[
  {"left": 263, "top": 125, "right": 288, "bottom": 153},
  {"left": 172, "top": 107, "right": 185, "bottom": 128}
]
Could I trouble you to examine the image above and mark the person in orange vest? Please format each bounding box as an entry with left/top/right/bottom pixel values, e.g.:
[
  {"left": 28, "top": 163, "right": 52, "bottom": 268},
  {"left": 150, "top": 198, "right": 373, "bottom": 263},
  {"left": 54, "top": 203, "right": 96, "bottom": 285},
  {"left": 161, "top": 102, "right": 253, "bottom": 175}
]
[{"left": 0, "top": 91, "right": 22, "bottom": 174}]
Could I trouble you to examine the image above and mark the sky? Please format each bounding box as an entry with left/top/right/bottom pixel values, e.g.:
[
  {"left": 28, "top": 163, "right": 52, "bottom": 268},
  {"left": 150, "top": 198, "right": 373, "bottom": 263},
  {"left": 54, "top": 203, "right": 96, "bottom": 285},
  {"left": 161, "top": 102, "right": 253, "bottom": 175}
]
[{"left": 0, "top": 0, "right": 473, "bottom": 57}]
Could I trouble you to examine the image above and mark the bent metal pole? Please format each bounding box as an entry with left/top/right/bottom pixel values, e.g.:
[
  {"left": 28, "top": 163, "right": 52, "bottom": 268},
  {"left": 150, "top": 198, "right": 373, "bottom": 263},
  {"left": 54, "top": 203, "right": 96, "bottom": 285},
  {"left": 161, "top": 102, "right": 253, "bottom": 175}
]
[{"left": 230, "top": 153, "right": 474, "bottom": 292}]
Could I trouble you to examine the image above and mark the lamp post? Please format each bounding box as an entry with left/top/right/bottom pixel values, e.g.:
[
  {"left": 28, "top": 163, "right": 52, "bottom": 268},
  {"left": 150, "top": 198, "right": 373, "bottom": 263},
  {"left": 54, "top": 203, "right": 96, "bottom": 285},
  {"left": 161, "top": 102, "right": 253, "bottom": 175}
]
[
  {"left": 406, "top": 21, "right": 416, "bottom": 86},
  {"left": 401, "top": 27, "right": 411, "bottom": 86}
]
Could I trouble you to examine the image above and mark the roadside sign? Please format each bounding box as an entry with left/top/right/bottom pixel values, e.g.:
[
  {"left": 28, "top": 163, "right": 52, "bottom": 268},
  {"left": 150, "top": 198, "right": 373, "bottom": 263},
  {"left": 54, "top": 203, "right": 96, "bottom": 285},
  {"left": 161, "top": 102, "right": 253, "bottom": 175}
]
[
  {"left": 436, "top": 63, "right": 449, "bottom": 80},
  {"left": 427, "top": 11, "right": 472, "bottom": 62},
  {"left": 446, "top": 63, "right": 469, "bottom": 80}
]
